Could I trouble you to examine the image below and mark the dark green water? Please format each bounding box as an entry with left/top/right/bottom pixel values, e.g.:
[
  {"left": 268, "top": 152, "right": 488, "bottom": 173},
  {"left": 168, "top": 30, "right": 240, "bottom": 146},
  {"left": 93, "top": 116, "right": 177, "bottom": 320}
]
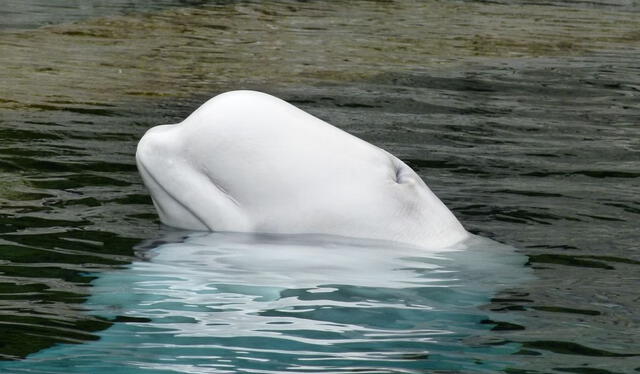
[{"left": 0, "top": 0, "right": 639, "bottom": 373}]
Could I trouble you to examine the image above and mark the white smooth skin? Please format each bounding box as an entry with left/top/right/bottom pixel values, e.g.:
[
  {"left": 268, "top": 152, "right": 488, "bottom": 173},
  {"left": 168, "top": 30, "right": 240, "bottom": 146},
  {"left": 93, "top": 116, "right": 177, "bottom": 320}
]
[{"left": 136, "top": 90, "right": 469, "bottom": 249}]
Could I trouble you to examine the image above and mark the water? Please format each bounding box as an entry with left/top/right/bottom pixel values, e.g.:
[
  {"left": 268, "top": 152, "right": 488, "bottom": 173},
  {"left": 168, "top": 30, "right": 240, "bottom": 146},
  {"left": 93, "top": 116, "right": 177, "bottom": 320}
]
[
  {"left": 0, "top": 233, "right": 531, "bottom": 373},
  {"left": 0, "top": 0, "right": 210, "bottom": 30},
  {"left": 0, "top": 0, "right": 639, "bottom": 373}
]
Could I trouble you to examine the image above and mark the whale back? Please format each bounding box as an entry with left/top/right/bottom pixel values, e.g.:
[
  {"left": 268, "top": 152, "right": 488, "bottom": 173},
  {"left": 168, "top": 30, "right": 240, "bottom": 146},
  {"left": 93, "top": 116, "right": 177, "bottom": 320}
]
[{"left": 136, "top": 90, "right": 468, "bottom": 249}]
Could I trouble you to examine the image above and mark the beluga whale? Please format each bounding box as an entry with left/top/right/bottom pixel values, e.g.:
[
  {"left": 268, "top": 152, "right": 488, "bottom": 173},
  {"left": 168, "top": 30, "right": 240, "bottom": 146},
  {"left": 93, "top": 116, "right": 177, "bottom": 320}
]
[{"left": 136, "top": 90, "right": 469, "bottom": 250}]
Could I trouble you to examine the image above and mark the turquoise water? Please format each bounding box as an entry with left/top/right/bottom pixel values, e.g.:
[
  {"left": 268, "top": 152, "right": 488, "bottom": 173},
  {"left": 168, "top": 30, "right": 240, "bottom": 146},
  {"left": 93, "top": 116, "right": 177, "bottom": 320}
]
[{"left": 1, "top": 233, "right": 529, "bottom": 373}]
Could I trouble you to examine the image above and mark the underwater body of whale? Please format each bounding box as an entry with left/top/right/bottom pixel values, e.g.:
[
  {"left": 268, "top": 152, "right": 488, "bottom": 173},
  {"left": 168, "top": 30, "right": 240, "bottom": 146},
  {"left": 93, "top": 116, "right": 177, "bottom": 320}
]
[
  {"left": 0, "top": 231, "right": 530, "bottom": 373},
  {"left": 136, "top": 90, "right": 469, "bottom": 249}
]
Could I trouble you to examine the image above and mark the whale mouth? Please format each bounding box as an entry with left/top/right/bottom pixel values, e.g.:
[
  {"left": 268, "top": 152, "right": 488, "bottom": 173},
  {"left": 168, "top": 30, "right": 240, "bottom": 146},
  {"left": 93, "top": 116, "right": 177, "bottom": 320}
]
[{"left": 136, "top": 158, "right": 210, "bottom": 231}]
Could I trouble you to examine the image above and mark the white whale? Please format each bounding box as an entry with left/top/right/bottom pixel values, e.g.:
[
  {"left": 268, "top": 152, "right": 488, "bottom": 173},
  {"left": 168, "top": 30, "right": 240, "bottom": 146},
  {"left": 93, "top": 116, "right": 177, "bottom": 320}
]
[{"left": 136, "top": 90, "right": 469, "bottom": 249}]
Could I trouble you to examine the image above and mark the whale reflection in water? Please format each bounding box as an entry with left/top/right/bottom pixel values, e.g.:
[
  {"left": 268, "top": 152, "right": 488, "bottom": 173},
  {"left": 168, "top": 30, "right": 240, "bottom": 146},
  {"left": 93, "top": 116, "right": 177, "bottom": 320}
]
[{"left": 1, "top": 231, "right": 531, "bottom": 373}]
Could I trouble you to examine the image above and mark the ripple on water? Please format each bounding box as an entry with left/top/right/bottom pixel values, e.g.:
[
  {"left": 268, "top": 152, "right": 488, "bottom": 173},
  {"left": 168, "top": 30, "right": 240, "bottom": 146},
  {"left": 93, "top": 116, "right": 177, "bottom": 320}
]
[{"left": 0, "top": 232, "right": 532, "bottom": 373}]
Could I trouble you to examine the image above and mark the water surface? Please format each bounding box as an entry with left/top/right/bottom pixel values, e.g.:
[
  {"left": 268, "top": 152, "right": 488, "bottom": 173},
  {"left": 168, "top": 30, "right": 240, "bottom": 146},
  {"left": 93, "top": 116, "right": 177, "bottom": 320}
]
[
  {"left": 1, "top": 233, "right": 531, "bottom": 373},
  {"left": 0, "top": 0, "right": 639, "bottom": 373}
]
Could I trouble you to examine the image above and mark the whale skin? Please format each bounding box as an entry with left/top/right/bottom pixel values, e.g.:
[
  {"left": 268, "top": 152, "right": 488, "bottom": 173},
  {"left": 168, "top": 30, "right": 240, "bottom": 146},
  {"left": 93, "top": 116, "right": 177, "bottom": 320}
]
[{"left": 136, "top": 90, "right": 469, "bottom": 249}]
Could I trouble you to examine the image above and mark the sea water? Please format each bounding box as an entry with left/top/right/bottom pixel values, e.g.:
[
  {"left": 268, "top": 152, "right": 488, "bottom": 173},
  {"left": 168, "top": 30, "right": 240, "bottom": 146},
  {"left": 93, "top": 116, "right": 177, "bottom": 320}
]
[{"left": 0, "top": 233, "right": 530, "bottom": 373}]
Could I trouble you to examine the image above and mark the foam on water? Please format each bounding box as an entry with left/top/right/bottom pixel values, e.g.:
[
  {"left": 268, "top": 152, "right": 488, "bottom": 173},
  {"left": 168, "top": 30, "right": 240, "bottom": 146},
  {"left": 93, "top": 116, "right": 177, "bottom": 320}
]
[{"left": 0, "top": 232, "right": 530, "bottom": 373}]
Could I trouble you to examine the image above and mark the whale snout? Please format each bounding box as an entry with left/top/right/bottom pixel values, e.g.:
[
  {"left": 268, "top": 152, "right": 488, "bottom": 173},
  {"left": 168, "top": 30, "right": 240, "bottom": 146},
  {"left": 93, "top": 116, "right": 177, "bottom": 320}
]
[
  {"left": 136, "top": 124, "right": 212, "bottom": 231},
  {"left": 136, "top": 124, "right": 178, "bottom": 165}
]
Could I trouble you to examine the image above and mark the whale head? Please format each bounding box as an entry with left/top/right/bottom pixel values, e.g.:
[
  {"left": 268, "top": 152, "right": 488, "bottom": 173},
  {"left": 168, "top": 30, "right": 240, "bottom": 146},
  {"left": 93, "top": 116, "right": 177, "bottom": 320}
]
[{"left": 136, "top": 90, "right": 468, "bottom": 249}]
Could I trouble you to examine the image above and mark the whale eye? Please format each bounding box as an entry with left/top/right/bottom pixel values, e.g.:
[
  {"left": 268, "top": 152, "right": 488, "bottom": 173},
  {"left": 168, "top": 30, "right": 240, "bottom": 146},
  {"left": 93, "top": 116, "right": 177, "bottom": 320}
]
[
  {"left": 394, "top": 164, "right": 403, "bottom": 183},
  {"left": 391, "top": 157, "right": 416, "bottom": 185}
]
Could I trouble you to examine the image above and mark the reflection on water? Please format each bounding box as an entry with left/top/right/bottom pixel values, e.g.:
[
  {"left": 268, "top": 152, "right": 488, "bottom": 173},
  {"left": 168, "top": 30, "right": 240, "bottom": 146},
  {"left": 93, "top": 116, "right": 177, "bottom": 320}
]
[
  {"left": 1, "top": 232, "right": 530, "bottom": 373},
  {"left": 0, "top": 0, "right": 639, "bottom": 373}
]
